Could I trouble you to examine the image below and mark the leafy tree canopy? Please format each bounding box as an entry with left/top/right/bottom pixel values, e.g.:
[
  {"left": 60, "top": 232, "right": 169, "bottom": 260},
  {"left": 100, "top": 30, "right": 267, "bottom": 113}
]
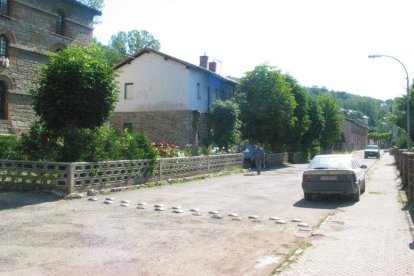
[
  {"left": 236, "top": 64, "right": 296, "bottom": 152},
  {"left": 210, "top": 100, "right": 240, "bottom": 150},
  {"left": 317, "top": 93, "right": 344, "bottom": 152},
  {"left": 76, "top": 0, "right": 104, "bottom": 10},
  {"left": 109, "top": 29, "right": 161, "bottom": 55},
  {"left": 31, "top": 43, "right": 118, "bottom": 133}
]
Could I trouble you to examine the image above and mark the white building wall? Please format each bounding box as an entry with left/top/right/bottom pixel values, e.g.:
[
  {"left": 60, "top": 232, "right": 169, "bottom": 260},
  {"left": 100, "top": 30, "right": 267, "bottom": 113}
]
[{"left": 115, "top": 52, "right": 190, "bottom": 112}]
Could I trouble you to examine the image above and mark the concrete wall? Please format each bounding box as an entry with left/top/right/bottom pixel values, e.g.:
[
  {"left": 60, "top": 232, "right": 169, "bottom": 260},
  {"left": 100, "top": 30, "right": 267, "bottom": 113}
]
[{"left": 0, "top": 0, "right": 98, "bottom": 134}]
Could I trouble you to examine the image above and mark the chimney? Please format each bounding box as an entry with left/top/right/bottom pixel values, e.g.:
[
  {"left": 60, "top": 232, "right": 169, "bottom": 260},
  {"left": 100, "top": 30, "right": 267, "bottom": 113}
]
[
  {"left": 208, "top": 61, "right": 217, "bottom": 73},
  {"left": 199, "top": 54, "right": 208, "bottom": 69}
]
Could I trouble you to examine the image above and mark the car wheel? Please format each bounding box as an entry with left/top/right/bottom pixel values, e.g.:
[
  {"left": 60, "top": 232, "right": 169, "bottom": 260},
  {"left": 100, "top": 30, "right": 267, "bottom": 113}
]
[
  {"left": 304, "top": 193, "right": 313, "bottom": 201},
  {"left": 351, "top": 186, "right": 360, "bottom": 202},
  {"left": 361, "top": 180, "right": 366, "bottom": 194},
  {"left": 364, "top": 155, "right": 368, "bottom": 159}
]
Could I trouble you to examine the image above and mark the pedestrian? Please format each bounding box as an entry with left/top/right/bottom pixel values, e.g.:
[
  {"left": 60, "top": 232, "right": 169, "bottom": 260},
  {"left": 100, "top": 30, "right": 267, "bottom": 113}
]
[{"left": 252, "top": 143, "right": 265, "bottom": 175}]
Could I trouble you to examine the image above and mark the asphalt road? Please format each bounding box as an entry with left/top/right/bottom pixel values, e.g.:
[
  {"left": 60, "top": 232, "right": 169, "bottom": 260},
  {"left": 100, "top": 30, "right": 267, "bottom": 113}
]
[{"left": 0, "top": 152, "right": 377, "bottom": 276}]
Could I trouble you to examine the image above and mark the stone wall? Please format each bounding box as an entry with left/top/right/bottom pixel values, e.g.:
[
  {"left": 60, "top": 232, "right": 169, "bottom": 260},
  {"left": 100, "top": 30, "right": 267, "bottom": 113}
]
[
  {"left": 110, "top": 110, "right": 211, "bottom": 146},
  {"left": 0, "top": 0, "right": 99, "bottom": 134}
]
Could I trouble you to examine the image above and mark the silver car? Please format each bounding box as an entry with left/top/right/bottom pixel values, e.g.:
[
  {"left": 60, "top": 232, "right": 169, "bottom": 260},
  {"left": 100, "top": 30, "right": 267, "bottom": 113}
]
[{"left": 302, "top": 155, "right": 367, "bottom": 201}]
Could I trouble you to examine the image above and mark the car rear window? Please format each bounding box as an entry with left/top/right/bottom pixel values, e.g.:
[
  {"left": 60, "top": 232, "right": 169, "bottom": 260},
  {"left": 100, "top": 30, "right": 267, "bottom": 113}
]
[
  {"left": 365, "top": 145, "right": 379, "bottom": 150},
  {"left": 309, "top": 157, "right": 352, "bottom": 169}
]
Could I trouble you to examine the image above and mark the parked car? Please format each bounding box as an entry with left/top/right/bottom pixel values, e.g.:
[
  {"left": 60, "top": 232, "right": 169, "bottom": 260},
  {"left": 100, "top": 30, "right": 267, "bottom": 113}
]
[
  {"left": 237, "top": 145, "right": 255, "bottom": 167},
  {"left": 302, "top": 154, "right": 367, "bottom": 201},
  {"left": 364, "top": 144, "right": 380, "bottom": 159}
]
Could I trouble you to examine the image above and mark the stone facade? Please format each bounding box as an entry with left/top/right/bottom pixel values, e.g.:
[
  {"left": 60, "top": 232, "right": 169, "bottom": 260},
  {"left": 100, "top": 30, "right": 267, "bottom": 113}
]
[
  {"left": 110, "top": 110, "right": 211, "bottom": 146},
  {"left": 0, "top": 0, "right": 100, "bottom": 134}
]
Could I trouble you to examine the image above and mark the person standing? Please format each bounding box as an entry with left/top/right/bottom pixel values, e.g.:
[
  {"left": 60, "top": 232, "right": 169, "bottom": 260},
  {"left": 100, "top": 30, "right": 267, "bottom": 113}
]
[{"left": 252, "top": 143, "right": 265, "bottom": 175}]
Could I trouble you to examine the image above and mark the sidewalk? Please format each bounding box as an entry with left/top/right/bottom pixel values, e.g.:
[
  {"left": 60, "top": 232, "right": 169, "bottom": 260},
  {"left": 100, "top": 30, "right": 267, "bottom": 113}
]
[{"left": 280, "top": 153, "right": 414, "bottom": 275}]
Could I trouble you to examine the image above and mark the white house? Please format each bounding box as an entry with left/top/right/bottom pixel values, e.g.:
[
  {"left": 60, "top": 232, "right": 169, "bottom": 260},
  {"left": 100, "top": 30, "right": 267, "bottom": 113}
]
[{"left": 110, "top": 48, "right": 238, "bottom": 146}]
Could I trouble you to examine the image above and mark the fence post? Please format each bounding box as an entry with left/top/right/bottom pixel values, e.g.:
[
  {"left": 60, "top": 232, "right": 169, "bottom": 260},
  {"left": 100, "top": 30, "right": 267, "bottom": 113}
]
[
  {"left": 159, "top": 159, "right": 163, "bottom": 181},
  {"left": 67, "top": 163, "right": 75, "bottom": 194},
  {"left": 207, "top": 155, "right": 211, "bottom": 172}
]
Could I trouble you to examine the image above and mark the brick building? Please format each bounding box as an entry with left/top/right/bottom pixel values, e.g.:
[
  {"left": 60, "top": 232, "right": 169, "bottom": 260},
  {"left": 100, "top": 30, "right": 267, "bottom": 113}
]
[{"left": 0, "top": 0, "right": 100, "bottom": 134}]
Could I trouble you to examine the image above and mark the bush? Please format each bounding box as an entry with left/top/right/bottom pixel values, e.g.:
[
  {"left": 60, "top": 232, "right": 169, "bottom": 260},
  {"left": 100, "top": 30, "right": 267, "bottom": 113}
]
[
  {"left": 0, "top": 135, "right": 20, "bottom": 159},
  {"left": 18, "top": 119, "right": 62, "bottom": 161}
]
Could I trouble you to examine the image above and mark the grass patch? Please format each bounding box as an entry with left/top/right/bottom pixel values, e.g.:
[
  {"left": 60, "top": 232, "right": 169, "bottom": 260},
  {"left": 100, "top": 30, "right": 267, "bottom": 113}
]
[
  {"left": 272, "top": 242, "right": 312, "bottom": 275},
  {"left": 369, "top": 191, "right": 383, "bottom": 195}
]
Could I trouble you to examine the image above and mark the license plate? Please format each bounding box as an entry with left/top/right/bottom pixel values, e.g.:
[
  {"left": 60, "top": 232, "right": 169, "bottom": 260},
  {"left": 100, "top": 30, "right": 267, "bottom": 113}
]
[{"left": 320, "top": 176, "right": 337, "bottom": 181}]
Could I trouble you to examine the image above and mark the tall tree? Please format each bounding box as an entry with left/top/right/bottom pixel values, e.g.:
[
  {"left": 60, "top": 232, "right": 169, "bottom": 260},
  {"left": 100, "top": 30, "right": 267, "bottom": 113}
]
[
  {"left": 210, "top": 100, "right": 239, "bottom": 150},
  {"left": 109, "top": 29, "right": 161, "bottom": 55},
  {"left": 317, "top": 94, "right": 344, "bottom": 152},
  {"left": 236, "top": 65, "right": 296, "bottom": 152},
  {"left": 302, "top": 96, "right": 325, "bottom": 158},
  {"left": 285, "top": 74, "right": 311, "bottom": 152},
  {"left": 30, "top": 44, "right": 118, "bottom": 161}
]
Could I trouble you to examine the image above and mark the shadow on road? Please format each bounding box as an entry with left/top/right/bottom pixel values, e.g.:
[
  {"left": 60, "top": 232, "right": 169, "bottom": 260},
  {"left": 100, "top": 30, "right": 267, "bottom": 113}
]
[
  {"left": 293, "top": 196, "right": 355, "bottom": 209},
  {"left": 0, "top": 192, "right": 59, "bottom": 211}
]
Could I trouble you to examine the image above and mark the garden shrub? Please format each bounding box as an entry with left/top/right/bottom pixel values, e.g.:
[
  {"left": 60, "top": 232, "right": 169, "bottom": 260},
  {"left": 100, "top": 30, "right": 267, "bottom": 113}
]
[
  {"left": 18, "top": 119, "right": 62, "bottom": 161},
  {"left": 0, "top": 135, "right": 20, "bottom": 159}
]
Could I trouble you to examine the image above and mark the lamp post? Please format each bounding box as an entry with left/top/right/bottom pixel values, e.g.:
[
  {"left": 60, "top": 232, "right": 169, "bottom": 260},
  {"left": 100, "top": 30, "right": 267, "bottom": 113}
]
[{"left": 368, "top": 54, "right": 411, "bottom": 149}]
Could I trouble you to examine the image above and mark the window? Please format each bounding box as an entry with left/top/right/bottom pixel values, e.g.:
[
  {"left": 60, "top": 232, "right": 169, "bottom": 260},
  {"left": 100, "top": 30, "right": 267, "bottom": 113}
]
[
  {"left": 56, "top": 11, "right": 65, "bottom": 35},
  {"left": 124, "top": 83, "right": 134, "bottom": 99},
  {"left": 0, "top": 82, "right": 6, "bottom": 119},
  {"left": 123, "top": 123, "right": 133, "bottom": 133},
  {"left": 0, "top": 35, "right": 7, "bottom": 57},
  {"left": 0, "top": 0, "right": 8, "bottom": 15},
  {"left": 197, "top": 83, "right": 200, "bottom": 100}
]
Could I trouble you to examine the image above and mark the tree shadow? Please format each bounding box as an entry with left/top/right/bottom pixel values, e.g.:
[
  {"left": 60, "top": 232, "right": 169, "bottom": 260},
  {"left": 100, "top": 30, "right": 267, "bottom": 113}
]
[
  {"left": 293, "top": 195, "right": 356, "bottom": 209},
  {"left": 0, "top": 192, "right": 59, "bottom": 211}
]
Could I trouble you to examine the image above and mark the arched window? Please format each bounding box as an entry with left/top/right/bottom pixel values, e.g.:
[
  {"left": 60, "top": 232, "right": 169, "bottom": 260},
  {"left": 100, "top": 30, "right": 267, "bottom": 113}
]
[
  {"left": 0, "top": 0, "right": 8, "bottom": 15},
  {"left": 56, "top": 11, "right": 65, "bottom": 35},
  {"left": 0, "top": 35, "right": 7, "bottom": 57},
  {"left": 0, "top": 81, "right": 6, "bottom": 119}
]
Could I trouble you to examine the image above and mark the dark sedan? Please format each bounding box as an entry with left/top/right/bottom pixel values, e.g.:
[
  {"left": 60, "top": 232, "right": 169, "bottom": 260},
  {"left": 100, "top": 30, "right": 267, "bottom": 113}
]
[
  {"left": 302, "top": 155, "right": 367, "bottom": 202},
  {"left": 364, "top": 145, "right": 380, "bottom": 159}
]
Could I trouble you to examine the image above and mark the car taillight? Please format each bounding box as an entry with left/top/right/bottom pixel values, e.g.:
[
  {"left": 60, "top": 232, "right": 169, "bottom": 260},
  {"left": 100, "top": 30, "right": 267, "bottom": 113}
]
[
  {"left": 303, "top": 174, "right": 311, "bottom": 182},
  {"left": 347, "top": 173, "right": 356, "bottom": 182}
]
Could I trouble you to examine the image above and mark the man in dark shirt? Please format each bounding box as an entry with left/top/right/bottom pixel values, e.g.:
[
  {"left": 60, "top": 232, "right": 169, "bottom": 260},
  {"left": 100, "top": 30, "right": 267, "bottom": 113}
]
[{"left": 252, "top": 143, "right": 265, "bottom": 175}]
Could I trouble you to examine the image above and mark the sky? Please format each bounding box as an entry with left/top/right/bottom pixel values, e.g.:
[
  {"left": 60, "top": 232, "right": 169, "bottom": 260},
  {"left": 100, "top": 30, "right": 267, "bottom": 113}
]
[{"left": 94, "top": 0, "right": 414, "bottom": 101}]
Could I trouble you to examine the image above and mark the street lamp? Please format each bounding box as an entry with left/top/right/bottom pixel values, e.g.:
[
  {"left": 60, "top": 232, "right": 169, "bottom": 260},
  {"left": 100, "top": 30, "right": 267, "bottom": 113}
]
[{"left": 368, "top": 54, "right": 411, "bottom": 149}]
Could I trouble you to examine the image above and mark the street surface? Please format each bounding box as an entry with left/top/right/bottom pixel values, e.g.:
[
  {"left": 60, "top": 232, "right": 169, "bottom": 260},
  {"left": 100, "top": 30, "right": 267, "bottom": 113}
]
[{"left": 0, "top": 153, "right": 383, "bottom": 275}]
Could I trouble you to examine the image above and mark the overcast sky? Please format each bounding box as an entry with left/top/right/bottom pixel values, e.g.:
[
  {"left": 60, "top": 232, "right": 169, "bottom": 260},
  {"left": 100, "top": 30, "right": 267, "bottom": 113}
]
[{"left": 94, "top": 0, "right": 414, "bottom": 101}]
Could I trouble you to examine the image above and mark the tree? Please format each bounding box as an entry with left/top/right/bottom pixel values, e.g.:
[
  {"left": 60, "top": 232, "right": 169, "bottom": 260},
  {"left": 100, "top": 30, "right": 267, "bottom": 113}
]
[
  {"left": 236, "top": 65, "right": 296, "bottom": 152},
  {"left": 30, "top": 44, "right": 118, "bottom": 161},
  {"left": 285, "top": 74, "right": 311, "bottom": 152},
  {"left": 210, "top": 100, "right": 239, "bottom": 150},
  {"left": 392, "top": 89, "right": 414, "bottom": 145},
  {"left": 76, "top": 0, "right": 104, "bottom": 10},
  {"left": 109, "top": 29, "right": 161, "bottom": 55},
  {"left": 94, "top": 39, "right": 124, "bottom": 65},
  {"left": 317, "top": 94, "right": 344, "bottom": 152},
  {"left": 302, "top": 97, "right": 325, "bottom": 159}
]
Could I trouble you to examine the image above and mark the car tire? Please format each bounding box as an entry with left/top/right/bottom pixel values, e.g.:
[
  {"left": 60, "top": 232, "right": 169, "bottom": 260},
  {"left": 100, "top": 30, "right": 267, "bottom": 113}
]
[
  {"left": 361, "top": 180, "right": 366, "bottom": 194},
  {"left": 364, "top": 154, "right": 368, "bottom": 159},
  {"left": 351, "top": 186, "right": 360, "bottom": 202},
  {"left": 304, "top": 193, "right": 313, "bottom": 201}
]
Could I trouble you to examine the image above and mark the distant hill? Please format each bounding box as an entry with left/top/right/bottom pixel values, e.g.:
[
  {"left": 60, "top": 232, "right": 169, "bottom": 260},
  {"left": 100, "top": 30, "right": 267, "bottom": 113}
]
[{"left": 305, "top": 86, "right": 392, "bottom": 128}]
